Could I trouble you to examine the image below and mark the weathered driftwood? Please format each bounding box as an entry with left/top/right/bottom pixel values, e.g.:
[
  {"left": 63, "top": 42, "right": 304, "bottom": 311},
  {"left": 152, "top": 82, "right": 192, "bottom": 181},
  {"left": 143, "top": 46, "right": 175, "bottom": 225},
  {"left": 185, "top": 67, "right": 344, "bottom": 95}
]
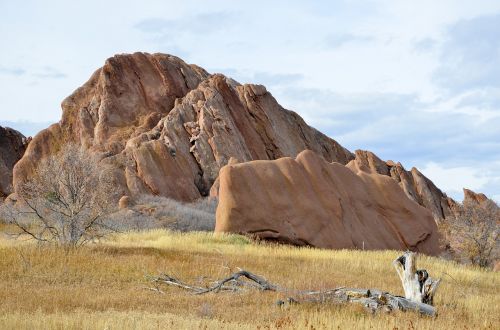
[
  {"left": 150, "top": 270, "right": 280, "bottom": 294},
  {"left": 279, "top": 287, "right": 438, "bottom": 316},
  {"left": 393, "top": 251, "right": 441, "bottom": 305},
  {"left": 148, "top": 253, "right": 440, "bottom": 317}
]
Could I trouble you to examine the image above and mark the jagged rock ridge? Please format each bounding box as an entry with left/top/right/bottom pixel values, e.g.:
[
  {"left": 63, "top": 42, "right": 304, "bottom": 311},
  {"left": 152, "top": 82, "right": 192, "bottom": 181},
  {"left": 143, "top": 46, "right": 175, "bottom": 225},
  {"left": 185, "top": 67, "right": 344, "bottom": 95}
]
[{"left": 348, "top": 150, "right": 458, "bottom": 222}]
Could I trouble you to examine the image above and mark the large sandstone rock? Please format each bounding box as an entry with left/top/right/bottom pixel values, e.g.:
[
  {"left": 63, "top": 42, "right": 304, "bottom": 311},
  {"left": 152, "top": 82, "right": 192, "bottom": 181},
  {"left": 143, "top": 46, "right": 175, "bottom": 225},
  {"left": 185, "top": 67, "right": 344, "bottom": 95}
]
[
  {"left": 13, "top": 53, "right": 353, "bottom": 202},
  {"left": 0, "top": 126, "right": 27, "bottom": 198},
  {"left": 215, "top": 150, "right": 441, "bottom": 255},
  {"left": 348, "top": 150, "right": 457, "bottom": 223}
]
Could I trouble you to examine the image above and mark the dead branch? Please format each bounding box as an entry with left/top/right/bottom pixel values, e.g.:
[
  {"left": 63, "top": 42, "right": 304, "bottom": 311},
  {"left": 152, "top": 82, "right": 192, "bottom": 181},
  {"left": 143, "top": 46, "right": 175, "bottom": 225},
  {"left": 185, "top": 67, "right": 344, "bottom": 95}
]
[
  {"left": 150, "top": 270, "right": 280, "bottom": 295},
  {"left": 147, "top": 253, "right": 441, "bottom": 317}
]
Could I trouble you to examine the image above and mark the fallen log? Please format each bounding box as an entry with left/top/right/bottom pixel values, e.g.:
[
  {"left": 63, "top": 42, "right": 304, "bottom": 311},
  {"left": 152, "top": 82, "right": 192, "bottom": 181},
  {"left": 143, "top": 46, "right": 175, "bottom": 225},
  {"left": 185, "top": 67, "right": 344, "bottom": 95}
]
[
  {"left": 282, "top": 287, "right": 438, "bottom": 316},
  {"left": 147, "top": 252, "right": 440, "bottom": 317}
]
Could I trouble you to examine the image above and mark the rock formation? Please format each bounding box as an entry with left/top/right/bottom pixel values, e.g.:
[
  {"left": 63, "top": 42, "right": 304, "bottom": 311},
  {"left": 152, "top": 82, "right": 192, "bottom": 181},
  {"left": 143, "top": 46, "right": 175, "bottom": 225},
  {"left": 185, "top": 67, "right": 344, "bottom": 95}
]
[
  {"left": 347, "top": 150, "right": 457, "bottom": 223},
  {"left": 215, "top": 150, "right": 441, "bottom": 255},
  {"left": 462, "top": 188, "right": 489, "bottom": 205},
  {"left": 9, "top": 52, "right": 485, "bottom": 228},
  {"left": 13, "top": 52, "right": 353, "bottom": 202},
  {"left": 13, "top": 53, "right": 210, "bottom": 196},
  {"left": 0, "top": 126, "right": 27, "bottom": 199}
]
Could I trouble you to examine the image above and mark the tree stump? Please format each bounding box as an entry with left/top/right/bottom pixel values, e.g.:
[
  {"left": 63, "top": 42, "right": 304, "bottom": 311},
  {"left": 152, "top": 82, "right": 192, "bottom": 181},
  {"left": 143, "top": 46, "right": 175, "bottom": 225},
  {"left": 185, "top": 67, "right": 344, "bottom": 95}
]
[{"left": 393, "top": 251, "right": 441, "bottom": 305}]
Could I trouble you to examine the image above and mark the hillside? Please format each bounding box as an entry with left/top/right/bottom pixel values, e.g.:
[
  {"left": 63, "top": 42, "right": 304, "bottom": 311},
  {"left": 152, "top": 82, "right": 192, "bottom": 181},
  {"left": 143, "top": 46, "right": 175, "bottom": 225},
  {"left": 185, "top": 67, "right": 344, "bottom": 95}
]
[{"left": 0, "top": 228, "right": 498, "bottom": 329}]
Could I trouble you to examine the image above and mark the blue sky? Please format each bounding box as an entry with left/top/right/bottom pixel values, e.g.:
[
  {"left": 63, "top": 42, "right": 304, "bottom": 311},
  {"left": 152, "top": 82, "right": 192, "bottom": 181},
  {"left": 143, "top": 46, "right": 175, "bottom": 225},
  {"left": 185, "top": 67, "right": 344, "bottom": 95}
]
[{"left": 0, "top": 0, "right": 499, "bottom": 202}]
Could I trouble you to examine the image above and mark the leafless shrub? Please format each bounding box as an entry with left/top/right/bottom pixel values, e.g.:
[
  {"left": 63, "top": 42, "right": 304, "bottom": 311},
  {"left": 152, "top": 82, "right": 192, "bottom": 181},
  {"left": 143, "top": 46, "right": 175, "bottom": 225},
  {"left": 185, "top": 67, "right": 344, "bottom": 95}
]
[
  {"left": 105, "top": 209, "right": 163, "bottom": 231},
  {"left": 0, "top": 144, "right": 117, "bottom": 247},
  {"left": 109, "top": 195, "right": 217, "bottom": 232},
  {"left": 440, "top": 199, "right": 499, "bottom": 267}
]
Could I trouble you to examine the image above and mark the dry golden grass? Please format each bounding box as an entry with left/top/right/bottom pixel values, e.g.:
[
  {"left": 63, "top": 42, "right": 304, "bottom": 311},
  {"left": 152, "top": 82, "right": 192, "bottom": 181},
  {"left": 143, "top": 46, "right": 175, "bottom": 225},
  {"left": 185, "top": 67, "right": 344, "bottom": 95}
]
[{"left": 0, "top": 229, "right": 498, "bottom": 329}]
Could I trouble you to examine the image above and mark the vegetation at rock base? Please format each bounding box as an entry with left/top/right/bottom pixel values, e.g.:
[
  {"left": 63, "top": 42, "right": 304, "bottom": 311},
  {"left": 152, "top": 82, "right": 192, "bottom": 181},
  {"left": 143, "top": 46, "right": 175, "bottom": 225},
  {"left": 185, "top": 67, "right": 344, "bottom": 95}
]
[
  {"left": 441, "top": 199, "right": 499, "bottom": 268},
  {"left": 109, "top": 195, "right": 216, "bottom": 232},
  {"left": 0, "top": 229, "right": 498, "bottom": 329}
]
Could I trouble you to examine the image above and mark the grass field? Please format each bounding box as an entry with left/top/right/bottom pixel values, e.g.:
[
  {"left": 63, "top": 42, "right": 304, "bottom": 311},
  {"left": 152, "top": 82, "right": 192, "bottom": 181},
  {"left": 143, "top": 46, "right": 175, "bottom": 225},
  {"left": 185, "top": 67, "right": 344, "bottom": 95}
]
[{"left": 0, "top": 228, "right": 498, "bottom": 329}]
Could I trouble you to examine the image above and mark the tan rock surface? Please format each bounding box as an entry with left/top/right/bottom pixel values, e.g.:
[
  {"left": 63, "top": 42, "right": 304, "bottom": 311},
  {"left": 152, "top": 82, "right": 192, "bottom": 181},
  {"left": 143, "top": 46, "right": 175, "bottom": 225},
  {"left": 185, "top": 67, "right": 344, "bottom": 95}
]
[
  {"left": 0, "top": 126, "right": 27, "bottom": 198},
  {"left": 118, "top": 195, "right": 131, "bottom": 209},
  {"left": 209, "top": 157, "right": 239, "bottom": 198},
  {"left": 216, "top": 150, "right": 441, "bottom": 255}
]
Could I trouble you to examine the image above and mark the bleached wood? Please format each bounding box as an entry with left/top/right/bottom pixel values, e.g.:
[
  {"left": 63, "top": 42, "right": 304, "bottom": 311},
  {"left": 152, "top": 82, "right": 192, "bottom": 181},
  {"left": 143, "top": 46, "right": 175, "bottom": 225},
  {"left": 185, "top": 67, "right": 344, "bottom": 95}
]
[{"left": 393, "top": 251, "right": 441, "bottom": 305}]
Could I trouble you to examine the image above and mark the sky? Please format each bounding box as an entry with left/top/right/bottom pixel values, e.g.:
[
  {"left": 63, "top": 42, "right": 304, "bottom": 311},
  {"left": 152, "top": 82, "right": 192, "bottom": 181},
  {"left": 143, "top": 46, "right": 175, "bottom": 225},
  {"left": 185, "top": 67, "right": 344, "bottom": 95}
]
[{"left": 0, "top": 0, "right": 499, "bottom": 202}]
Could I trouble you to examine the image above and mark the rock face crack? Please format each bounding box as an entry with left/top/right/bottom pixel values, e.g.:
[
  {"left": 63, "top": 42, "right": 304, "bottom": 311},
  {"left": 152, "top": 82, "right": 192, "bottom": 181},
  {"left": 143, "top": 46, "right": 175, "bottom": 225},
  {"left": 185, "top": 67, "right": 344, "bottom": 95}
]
[
  {"left": 179, "top": 68, "right": 191, "bottom": 91},
  {"left": 133, "top": 70, "right": 154, "bottom": 112},
  {"left": 245, "top": 106, "right": 281, "bottom": 159}
]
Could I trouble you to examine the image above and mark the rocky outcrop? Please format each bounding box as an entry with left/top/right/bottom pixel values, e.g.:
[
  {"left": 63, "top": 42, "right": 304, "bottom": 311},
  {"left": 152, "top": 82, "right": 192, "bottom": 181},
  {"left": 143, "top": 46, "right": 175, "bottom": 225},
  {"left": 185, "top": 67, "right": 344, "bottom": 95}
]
[
  {"left": 12, "top": 53, "right": 353, "bottom": 202},
  {"left": 123, "top": 74, "right": 353, "bottom": 200},
  {"left": 11, "top": 52, "right": 484, "bottom": 226},
  {"left": 0, "top": 126, "right": 27, "bottom": 198},
  {"left": 13, "top": 52, "right": 210, "bottom": 193},
  {"left": 347, "top": 150, "right": 457, "bottom": 223},
  {"left": 215, "top": 150, "right": 441, "bottom": 255},
  {"left": 462, "top": 188, "right": 489, "bottom": 205}
]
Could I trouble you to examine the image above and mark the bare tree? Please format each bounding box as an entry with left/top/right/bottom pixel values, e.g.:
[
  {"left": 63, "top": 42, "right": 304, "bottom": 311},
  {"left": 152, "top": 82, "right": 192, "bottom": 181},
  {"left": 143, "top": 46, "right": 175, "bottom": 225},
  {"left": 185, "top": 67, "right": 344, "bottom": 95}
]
[
  {"left": 440, "top": 199, "right": 499, "bottom": 267},
  {"left": 1, "top": 144, "right": 116, "bottom": 247}
]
